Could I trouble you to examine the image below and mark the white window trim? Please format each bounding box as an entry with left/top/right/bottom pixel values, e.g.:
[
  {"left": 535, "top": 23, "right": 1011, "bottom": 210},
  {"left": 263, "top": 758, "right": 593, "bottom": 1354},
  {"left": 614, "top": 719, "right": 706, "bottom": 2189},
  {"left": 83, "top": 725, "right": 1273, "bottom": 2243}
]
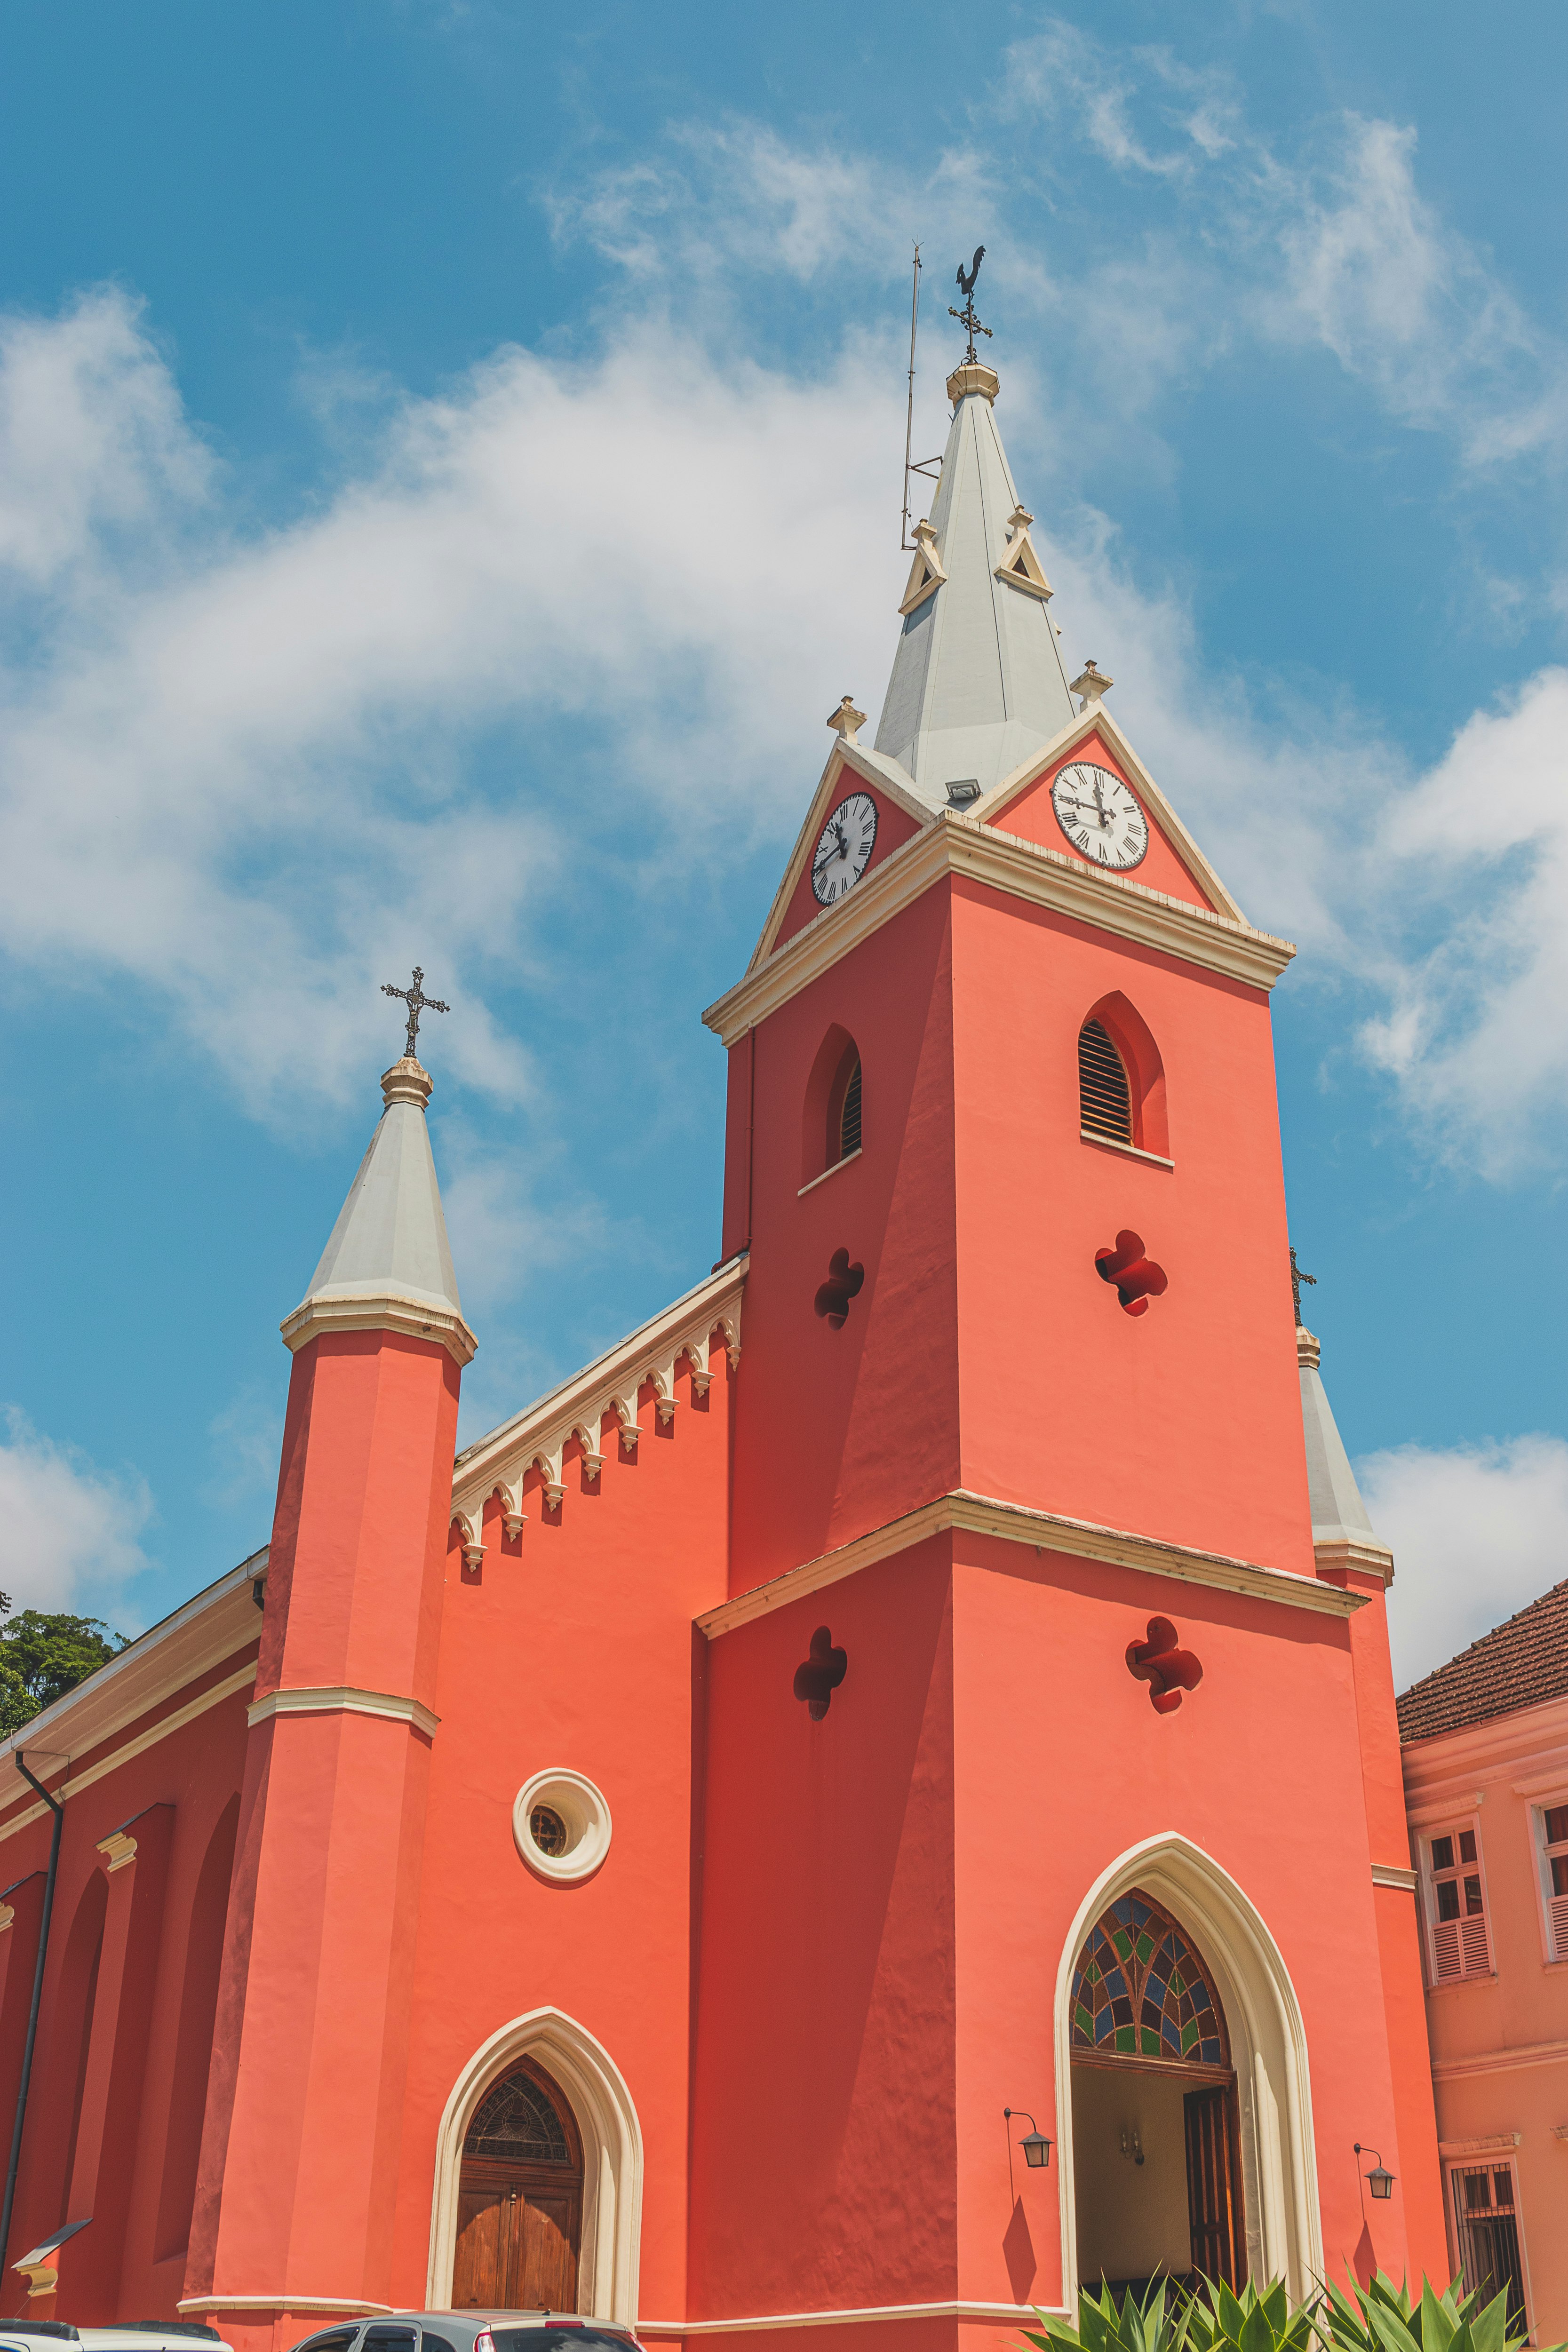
[
  {"left": 1419, "top": 1814, "right": 1495, "bottom": 1988},
  {"left": 1528, "top": 1793, "right": 1568, "bottom": 1966}
]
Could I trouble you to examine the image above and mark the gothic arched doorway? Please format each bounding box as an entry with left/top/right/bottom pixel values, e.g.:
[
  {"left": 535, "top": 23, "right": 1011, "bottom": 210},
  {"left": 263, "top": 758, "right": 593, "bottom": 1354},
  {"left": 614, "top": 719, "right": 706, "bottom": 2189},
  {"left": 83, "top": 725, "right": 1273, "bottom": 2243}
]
[
  {"left": 453, "top": 2056, "right": 583, "bottom": 2311},
  {"left": 1069, "top": 1890, "right": 1244, "bottom": 2293}
]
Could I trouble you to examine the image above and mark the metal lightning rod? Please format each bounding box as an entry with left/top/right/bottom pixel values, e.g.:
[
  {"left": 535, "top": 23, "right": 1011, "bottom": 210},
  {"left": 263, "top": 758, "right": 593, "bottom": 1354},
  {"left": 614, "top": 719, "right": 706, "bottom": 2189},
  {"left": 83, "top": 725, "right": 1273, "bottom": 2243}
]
[{"left": 901, "top": 243, "right": 922, "bottom": 552}]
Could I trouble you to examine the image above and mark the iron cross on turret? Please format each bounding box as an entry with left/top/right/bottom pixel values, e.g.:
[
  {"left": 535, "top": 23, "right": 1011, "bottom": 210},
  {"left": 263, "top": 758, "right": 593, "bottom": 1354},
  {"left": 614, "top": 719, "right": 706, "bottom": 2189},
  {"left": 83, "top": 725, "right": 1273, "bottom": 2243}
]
[
  {"left": 1289, "top": 1245, "right": 1316, "bottom": 1327},
  {"left": 948, "top": 245, "right": 993, "bottom": 366},
  {"left": 382, "top": 965, "right": 449, "bottom": 1062}
]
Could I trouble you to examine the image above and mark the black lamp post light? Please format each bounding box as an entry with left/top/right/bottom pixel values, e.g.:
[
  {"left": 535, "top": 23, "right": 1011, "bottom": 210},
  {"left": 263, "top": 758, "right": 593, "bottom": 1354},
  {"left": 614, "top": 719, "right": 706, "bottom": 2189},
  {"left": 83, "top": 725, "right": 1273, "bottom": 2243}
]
[
  {"left": 1353, "top": 2141, "right": 1395, "bottom": 2200},
  {"left": 1004, "top": 2106, "right": 1053, "bottom": 2182}
]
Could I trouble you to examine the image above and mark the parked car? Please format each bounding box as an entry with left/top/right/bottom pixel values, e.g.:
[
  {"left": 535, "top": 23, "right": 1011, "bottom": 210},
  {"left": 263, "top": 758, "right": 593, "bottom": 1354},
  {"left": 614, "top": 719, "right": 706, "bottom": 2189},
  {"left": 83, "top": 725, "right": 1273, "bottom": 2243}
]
[
  {"left": 290, "top": 2319, "right": 644, "bottom": 2352},
  {"left": 0, "top": 2331, "right": 226, "bottom": 2351}
]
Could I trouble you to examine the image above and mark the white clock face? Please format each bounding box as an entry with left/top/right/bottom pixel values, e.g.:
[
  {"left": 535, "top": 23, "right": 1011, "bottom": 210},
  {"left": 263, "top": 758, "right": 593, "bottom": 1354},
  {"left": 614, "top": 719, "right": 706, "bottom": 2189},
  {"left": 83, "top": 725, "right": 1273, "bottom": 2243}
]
[
  {"left": 811, "top": 791, "right": 879, "bottom": 905},
  {"left": 1051, "top": 761, "right": 1149, "bottom": 872}
]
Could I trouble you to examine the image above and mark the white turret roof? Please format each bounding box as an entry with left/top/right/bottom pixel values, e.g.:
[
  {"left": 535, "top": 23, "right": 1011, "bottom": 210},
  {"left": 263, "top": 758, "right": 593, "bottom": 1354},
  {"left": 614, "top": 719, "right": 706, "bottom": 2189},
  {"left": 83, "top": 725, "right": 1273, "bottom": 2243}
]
[
  {"left": 280, "top": 1057, "right": 475, "bottom": 1365},
  {"left": 1297, "top": 1325, "right": 1384, "bottom": 1557},
  {"left": 875, "top": 366, "right": 1078, "bottom": 796}
]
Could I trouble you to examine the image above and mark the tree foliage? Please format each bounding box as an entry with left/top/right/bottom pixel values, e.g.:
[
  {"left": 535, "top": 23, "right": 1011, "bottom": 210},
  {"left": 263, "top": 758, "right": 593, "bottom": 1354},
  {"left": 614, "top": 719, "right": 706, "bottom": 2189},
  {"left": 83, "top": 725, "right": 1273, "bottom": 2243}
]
[{"left": 0, "top": 1603, "right": 130, "bottom": 1737}]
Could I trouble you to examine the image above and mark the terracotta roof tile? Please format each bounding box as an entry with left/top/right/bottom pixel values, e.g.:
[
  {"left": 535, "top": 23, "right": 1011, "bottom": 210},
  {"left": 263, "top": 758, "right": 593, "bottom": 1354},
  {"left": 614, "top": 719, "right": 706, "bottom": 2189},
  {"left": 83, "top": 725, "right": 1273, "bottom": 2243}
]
[{"left": 1397, "top": 1578, "right": 1568, "bottom": 1744}]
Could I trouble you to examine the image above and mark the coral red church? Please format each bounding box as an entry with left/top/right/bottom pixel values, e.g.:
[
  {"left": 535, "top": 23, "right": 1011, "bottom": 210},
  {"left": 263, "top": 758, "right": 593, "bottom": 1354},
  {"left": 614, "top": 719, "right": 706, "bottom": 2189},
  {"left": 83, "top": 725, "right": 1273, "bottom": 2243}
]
[{"left": 0, "top": 344, "right": 1448, "bottom": 2347}]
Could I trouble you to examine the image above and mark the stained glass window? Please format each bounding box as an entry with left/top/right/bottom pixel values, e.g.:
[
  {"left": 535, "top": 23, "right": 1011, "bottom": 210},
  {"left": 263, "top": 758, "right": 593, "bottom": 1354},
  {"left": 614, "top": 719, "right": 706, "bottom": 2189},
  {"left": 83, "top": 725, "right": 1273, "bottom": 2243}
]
[
  {"left": 1070, "top": 1890, "right": 1228, "bottom": 2068},
  {"left": 464, "top": 2066, "right": 573, "bottom": 2163}
]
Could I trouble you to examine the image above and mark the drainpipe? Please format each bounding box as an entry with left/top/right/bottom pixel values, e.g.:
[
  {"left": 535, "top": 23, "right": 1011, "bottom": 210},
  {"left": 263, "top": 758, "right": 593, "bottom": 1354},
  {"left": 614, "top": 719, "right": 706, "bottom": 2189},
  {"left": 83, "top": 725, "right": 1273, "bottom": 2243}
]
[{"left": 0, "top": 1755, "right": 65, "bottom": 2271}]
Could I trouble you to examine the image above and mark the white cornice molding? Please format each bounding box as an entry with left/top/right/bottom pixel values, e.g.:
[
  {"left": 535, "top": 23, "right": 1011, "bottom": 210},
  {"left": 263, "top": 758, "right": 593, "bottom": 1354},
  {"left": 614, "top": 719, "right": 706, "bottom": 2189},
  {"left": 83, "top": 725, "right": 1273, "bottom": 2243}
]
[
  {"left": 1371, "top": 1863, "right": 1419, "bottom": 1891},
  {"left": 1401, "top": 1698, "right": 1568, "bottom": 1801},
  {"left": 748, "top": 739, "right": 937, "bottom": 973},
  {"left": 0, "top": 1660, "right": 259, "bottom": 1849},
  {"left": 0, "top": 1552, "right": 265, "bottom": 1825},
  {"left": 1432, "top": 2036, "right": 1568, "bottom": 2082},
  {"left": 706, "top": 810, "right": 1293, "bottom": 1048},
  {"left": 971, "top": 703, "right": 1249, "bottom": 925},
  {"left": 700, "top": 1487, "right": 1361, "bottom": 1640},
  {"left": 1314, "top": 1535, "right": 1395, "bottom": 1589},
  {"left": 248, "top": 1685, "right": 440, "bottom": 1739},
  {"left": 451, "top": 1258, "right": 747, "bottom": 1562},
  {"left": 280, "top": 1288, "right": 477, "bottom": 1367}
]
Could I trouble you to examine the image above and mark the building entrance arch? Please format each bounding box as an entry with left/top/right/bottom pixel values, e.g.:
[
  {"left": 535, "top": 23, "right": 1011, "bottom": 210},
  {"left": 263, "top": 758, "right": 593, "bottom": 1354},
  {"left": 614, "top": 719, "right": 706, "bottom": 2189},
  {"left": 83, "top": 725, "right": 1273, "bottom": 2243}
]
[
  {"left": 1054, "top": 1838, "right": 1323, "bottom": 2302},
  {"left": 427, "top": 2008, "right": 643, "bottom": 2321}
]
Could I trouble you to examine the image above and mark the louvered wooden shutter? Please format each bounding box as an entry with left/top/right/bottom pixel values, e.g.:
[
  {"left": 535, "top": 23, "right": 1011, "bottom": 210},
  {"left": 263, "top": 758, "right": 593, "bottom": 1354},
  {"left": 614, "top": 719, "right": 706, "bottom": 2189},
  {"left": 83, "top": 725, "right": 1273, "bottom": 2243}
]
[
  {"left": 1428, "top": 1828, "right": 1492, "bottom": 1980},
  {"left": 1079, "top": 1018, "right": 1131, "bottom": 1144},
  {"left": 1550, "top": 1891, "right": 1568, "bottom": 1962},
  {"left": 1544, "top": 1808, "right": 1568, "bottom": 1959}
]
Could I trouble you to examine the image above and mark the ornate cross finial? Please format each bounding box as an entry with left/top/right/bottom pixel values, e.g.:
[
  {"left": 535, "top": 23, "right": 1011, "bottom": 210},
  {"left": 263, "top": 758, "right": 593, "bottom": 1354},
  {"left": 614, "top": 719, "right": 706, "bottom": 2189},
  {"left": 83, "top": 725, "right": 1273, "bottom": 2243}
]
[
  {"left": 381, "top": 965, "right": 449, "bottom": 1063},
  {"left": 1289, "top": 1245, "right": 1316, "bottom": 1327},
  {"left": 948, "top": 245, "right": 993, "bottom": 366}
]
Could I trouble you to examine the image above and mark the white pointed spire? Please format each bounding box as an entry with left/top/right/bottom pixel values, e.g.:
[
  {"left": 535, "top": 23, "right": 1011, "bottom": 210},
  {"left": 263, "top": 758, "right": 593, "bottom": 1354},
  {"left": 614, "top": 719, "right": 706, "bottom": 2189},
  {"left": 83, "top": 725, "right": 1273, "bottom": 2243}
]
[
  {"left": 1297, "top": 1325, "right": 1391, "bottom": 1582},
  {"left": 875, "top": 364, "right": 1078, "bottom": 796},
  {"left": 279, "top": 1057, "right": 476, "bottom": 1366}
]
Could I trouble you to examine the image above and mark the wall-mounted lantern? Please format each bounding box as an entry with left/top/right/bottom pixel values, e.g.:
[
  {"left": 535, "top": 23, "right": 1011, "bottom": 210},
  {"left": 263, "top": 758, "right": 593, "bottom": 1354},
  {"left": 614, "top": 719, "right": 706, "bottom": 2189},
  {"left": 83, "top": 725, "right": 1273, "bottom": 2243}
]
[
  {"left": 1354, "top": 2141, "right": 1394, "bottom": 2200},
  {"left": 1004, "top": 2106, "right": 1052, "bottom": 2169}
]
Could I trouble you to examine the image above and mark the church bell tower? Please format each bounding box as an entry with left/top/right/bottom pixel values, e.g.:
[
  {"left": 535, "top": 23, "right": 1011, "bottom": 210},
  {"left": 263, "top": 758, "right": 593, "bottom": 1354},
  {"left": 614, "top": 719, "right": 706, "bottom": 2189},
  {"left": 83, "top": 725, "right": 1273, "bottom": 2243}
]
[{"left": 690, "top": 312, "right": 1443, "bottom": 2322}]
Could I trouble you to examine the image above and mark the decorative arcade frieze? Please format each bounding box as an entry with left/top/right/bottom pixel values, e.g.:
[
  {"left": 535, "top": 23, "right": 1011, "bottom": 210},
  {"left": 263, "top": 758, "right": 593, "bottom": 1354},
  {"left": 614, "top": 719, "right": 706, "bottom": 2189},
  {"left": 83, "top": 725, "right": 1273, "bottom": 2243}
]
[{"left": 449, "top": 1257, "right": 746, "bottom": 1565}]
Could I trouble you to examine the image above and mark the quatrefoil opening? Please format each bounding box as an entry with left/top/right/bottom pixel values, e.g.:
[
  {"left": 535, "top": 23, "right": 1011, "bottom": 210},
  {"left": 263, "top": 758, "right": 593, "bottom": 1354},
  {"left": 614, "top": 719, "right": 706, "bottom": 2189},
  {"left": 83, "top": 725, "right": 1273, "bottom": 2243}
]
[
  {"left": 794, "top": 1625, "right": 848, "bottom": 1721},
  {"left": 1095, "top": 1228, "right": 1168, "bottom": 1316},
  {"left": 1126, "top": 1615, "right": 1203, "bottom": 1715},
  {"left": 814, "top": 1247, "right": 865, "bottom": 1328}
]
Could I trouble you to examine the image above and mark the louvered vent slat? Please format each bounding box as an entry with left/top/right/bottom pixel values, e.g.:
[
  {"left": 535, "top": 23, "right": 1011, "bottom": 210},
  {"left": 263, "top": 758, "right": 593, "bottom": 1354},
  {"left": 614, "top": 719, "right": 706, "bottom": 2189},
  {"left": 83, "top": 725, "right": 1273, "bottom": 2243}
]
[
  {"left": 1079, "top": 1018, "right": 1132, "bottom": 1144},
  {"left": 839, "top": 1059, "right": 863, "bottom": 1160}
]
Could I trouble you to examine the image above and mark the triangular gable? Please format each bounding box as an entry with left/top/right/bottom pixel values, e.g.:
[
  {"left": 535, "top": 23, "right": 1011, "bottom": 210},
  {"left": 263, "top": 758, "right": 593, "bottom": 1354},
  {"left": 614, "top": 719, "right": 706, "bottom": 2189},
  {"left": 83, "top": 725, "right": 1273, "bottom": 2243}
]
[
  {"left": 898, "top": 521, "right": 947, "bottom": 617},
  {"left": 993, "top": 506, "right": 1053, "bottom": 603},
  {"left": 748, "top": 744, "right": 933, "bottom": 970},
  {"left": 974, "top": 704, "right": 1246, "bottom": 922}
]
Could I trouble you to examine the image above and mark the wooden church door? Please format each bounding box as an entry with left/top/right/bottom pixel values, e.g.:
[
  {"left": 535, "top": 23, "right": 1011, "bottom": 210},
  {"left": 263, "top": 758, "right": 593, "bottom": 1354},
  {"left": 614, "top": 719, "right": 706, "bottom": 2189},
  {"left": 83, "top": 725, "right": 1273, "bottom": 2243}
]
[
  {"left": 453, "top": 2058, "right": 583, "bottom": 2311},
  {"left": 1183, "top": 2083, "right": 1242, "bottom": 2289}
]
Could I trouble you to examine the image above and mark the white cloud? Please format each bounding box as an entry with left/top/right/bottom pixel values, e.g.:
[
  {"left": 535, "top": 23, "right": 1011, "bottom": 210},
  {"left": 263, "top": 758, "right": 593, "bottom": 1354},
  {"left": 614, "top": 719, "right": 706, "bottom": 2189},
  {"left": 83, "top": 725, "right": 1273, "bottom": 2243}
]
[
  {"left": 993, "top": 26, "right": 1556, "bottom": 462},
  {"left": 0, "top": 1407, "right": 152, "bottom": 1621},
  {"left": 1363, "top": 1434, "right": 1568, "bottom": 1690},
  {"left": 0, "top": 290, "right": 910, "bottom": 1124},
  {"left": 1357, "top": 668, "right": 1568, "bottom": 1176},
  {"left": 0, "top": 289, "right": 211, "bottom": 588}
]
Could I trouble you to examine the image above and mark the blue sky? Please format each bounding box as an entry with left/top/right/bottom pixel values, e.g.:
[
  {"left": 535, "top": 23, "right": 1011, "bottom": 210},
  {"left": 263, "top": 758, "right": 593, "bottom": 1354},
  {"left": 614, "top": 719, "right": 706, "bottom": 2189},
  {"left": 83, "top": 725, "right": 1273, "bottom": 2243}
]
[{"left": 1, "top": 0, "right": 1565, "bottom": 1689}]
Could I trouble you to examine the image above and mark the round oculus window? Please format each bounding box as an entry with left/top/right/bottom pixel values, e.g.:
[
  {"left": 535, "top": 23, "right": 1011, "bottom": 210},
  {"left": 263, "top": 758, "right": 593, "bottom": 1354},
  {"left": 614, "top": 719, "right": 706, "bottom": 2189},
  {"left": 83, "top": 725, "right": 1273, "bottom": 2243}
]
[{"left": 513, "top": 1769, "right": 612, "bottom": 1883}]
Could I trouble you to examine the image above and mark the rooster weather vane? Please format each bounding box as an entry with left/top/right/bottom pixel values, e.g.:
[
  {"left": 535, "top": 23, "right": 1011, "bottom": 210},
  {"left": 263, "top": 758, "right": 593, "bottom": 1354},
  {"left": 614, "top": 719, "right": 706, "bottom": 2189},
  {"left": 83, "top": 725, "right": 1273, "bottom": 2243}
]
[{"left": 949, "top": 245, "right": 993, "bottom": 365}]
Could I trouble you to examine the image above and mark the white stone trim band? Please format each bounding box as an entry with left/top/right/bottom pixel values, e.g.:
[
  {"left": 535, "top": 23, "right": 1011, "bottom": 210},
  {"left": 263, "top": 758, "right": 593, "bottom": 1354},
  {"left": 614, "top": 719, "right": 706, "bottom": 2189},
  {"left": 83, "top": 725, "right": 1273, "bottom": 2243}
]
[
  {"left": 1432, "top": 2036, "right": 1568, "bottom": 2081},
  {"left": 636, "top": 2301, "right": 1069, "bottom": 2335},
  {"left": 247, "top": 1685, "right": 441, "bottom": 1739},
  {"left": 280, "top": 1289, "right": 477, "bottom": 1367},
  {"left": 1371, "top": 1863, "right": 1419, "bottom": 1891},
  {"left": 701, "top": 1487, "right": 1366, "bottom": 1639},
  {"left": 179, "top": 2297, "right": 395, "bottom": 2317}
]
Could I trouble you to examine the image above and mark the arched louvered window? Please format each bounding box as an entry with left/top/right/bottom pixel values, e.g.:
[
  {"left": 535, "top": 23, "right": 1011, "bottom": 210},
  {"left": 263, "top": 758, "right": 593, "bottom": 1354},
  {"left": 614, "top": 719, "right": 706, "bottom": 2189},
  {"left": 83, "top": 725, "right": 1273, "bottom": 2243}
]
[
  {"left": 838, "top": 1057, "right": 863, "bottom": 1160},
  {"left": 1079, "top": 1017, "right": 1131, "bottom": 1144}
]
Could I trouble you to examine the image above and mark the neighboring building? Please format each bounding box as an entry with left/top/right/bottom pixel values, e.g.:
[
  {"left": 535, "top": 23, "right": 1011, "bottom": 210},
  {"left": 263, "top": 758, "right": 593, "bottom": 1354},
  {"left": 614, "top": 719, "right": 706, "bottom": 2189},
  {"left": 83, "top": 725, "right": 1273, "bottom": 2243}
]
[
  {"left": 0, "top": 344, "right": 1448, "bottom": 2351},
  {"left": 1399, "top": 1581, "right": 1568, "bottom": 2343}
]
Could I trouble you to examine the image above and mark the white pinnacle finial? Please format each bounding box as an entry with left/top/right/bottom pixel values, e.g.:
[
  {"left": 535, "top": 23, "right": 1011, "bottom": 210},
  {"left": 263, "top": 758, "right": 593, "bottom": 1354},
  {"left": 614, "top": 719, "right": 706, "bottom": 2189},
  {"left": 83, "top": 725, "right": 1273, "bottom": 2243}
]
[
  {"left": 1069, "top": 660, "right": 1114, "bottom": 707},
  {"left": 828, "top": 695, "right": 867, "bottom": 744}
]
